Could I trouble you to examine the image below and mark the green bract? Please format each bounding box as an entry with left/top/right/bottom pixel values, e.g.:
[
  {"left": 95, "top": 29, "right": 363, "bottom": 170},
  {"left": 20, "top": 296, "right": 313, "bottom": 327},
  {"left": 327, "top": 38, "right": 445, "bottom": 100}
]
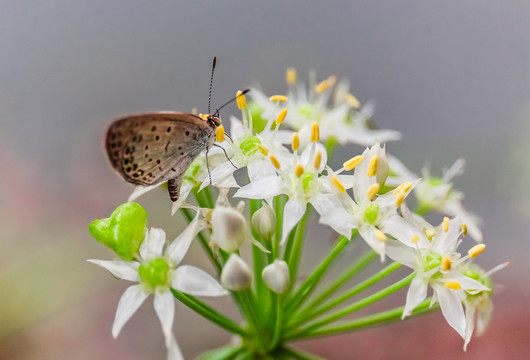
[
  {"left": 89, "top": 202, "right": 147, "bottom": 260},
  {"left": 138, "top": 258, "right": 171, "bottom": 290}
]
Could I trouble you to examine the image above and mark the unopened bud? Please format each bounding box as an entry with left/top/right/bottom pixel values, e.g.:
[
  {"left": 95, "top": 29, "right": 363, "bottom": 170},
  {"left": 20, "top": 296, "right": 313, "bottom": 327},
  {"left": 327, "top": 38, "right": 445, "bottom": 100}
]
[
  {"left": 251, "top": 203, "right": 276, "bottom": 240},
  {"left": 221, "top": 254, "right": 252, "bottom": 291},
  {"left": 262, "top": 260, "right": 290, "bottom": 294},
  {"left": 211, "top": 207, "right": 247, "bottom": 252}
]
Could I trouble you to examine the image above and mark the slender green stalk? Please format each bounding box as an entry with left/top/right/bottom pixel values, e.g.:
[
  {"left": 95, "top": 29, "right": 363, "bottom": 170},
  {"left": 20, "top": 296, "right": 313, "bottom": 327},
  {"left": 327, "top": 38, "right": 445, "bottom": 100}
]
[
  {"left": 286, "top": 206, "right": 310, "bottom": 291},
  {"left": 196, "top": 346, "right": 244, "bottom": 360},
  {"left": 295, "top": 299, "right": 435, "bottom": 339},
  {"left": 301, "top": 250, "right": 377, "bottom": 312},
  {"left": 269, "top": 294, "right": 284, "bottom": 351},
  {"left": 239, "top": 289, "right": 266, "bottom": 353},
  {"left": 170, "top": 289, "right": 247, "bottom": 337},
  {"left": 286, "top": 272, "right": 415, "bottom": 339},
  {"left": 273, "top": 195, "right": 286, "bottom": 259},
  {"left": 289, "top": 262, "right": 402, "bottom": 328},
  {"left": 285, "top": 233, "right": 356, "bottom": 314},
  {"left": 278, "top": 346, "right": 327, "bottom": 360},
  {"left": 249, "top": 199, "right": 267, "bottom": 303}
]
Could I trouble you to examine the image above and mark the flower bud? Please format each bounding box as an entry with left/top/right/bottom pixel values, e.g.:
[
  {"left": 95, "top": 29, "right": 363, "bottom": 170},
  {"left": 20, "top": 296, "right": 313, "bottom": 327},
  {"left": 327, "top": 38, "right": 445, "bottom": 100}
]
[
  {"left": 361, "top": 143, "right": 389, "bottom": 186},
  {"left": 211, "top": 206, "right": 247, "bottom": 252},
  {"left": 262, "top": 260, "right": 290, "bottom": 294},
  {"left": 251, "top": 203, "right": 276, "bottom": 240},
  {"left": 221, "top": 254, "right": 252, "bottom": 291}
]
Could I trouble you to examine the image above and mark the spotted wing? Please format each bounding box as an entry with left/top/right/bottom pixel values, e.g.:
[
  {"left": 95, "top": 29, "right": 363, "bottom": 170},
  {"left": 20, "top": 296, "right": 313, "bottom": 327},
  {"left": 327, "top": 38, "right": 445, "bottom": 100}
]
[{"left": 105, "top": 112, "right": 214, "bottom": 186}]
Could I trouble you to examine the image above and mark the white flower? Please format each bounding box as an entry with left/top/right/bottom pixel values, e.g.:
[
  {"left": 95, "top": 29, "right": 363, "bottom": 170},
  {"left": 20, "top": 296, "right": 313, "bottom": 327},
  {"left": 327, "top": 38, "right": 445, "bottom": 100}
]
[
  {"left": 221, "top": 254, "right": 253, "bottom": 291},
  {"left": 88, "top": 217, "right": 228, "bottom": 360},
  {"left": 384, "top": 217, "right": 490, "bottom": 339}
]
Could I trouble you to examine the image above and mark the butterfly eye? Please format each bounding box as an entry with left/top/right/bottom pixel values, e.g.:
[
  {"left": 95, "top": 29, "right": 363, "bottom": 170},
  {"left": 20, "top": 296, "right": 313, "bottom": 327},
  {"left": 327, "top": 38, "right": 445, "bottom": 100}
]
[{"left": 209, "top": 116, "right": 221, "bottom": 127}]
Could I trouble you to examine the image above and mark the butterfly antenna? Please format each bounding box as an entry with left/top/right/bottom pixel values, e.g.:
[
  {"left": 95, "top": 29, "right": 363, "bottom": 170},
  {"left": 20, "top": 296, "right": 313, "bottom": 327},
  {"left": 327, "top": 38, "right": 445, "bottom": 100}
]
[
  {"left": 208, "top": 56, "right": 217, "bottom": 114},
  {"left": 213, "top": 88, "right": 251, "bottom": 117}
]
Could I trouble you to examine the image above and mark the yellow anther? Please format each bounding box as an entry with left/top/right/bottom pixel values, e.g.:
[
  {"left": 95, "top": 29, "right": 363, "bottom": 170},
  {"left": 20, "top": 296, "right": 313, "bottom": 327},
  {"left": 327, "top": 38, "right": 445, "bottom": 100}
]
[
  {"left": 315, "top": 79, "right": 330, "bottom": 93},
  {"left": 345, "top": 93, "right": 361, "bottom": 109},
  {"left": 269, "top": 154, "right": 281, "bottom": 169},
  {"left": 314, "top": 151, "right": 322, "bottom": 169},
  {"left": 343, "top": 155, "right": 364, "bottom": 171},
  {"left": 468, "top": 244, "right": 486, "bottom": 258},
  {"left": 286, "top": 67, "right": 297, "bottom": 85},
  {"left": 367, "top": 156, "right": 378, "bottom": 177},
  {"left": 411, "top": 234, "right": 420, "bottom": 243},
  {"left": 257, "top": 144, "right": 269, "bottom": 156},
  {"left": 216, "top": 125, "right": 225, "bottom": 142},
  {"left": 395, "top": 192, "right": 405, "bottom": 207},
  {"left": 442, "top": 257, "right": 452, "bottom": 271},
  {"left": 445, "top": 281, "right": 462, "bottom": 290},
  {"left": 269, "top": 95, "right": 288, "bottom": 102},
  {"left": 276, "top": 108, "right": 288, "bottom": 124},
  {"left": 374, "top": 229, "right": 387, "bottom": 242},
  {"left": 442, "top": 217, "right": 450, "bottom": 232},
  {"left": 327, "top": 76, "right": 337, "bottom": 87},
  {"left": 310, "top": 121, "right": 320, "bottom": 142},
  {"left": 331, "top": 176, "right": 346, "bottom": 193},
  {"left": 366, "top": 183, "right": 380, "bottom": 200},
  {"left": 393, "top": 182, "right": 412, "bottom": 195},
  {"left": 425, "top": 229, "right": 435, "bottom": 241},
  {"left": 236, "top": 90, "right": 247, "bottom": 110},
  {"left": 191, "top": 107, "right": 198, "bottom": 115},
  {"left": 461, "top": 223, "right": 468, "bottom": 236},
  {"left": 292, "top": 132, "right": 300, "bottom": 151},
  {"left": 294, "top": 164, "right": 304, "bottom": 177}
]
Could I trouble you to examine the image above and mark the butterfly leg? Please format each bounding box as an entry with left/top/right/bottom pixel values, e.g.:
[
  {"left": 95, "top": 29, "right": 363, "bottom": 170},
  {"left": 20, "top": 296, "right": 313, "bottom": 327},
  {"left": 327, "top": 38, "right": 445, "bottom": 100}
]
[
  {"left": 167, "top": 177, "right": 182, "bottom": 202},
  {"left": 213, "top": 143, "right": 238, "bottom": 169},
  {"left": 205, "top": 149, "right": 212, "bottom": 185}
]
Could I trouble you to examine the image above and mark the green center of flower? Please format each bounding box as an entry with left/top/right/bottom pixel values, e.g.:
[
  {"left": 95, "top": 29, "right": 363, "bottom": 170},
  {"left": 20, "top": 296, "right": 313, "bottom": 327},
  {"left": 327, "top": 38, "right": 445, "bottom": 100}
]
[
  {"left": 428, "top": 177, "right": 444, "bottom": 187},
  {"left": 422, "top": 251, "right": 442, "bottom": 273},
  {"left": 298, "top": 103, "right": 315, "bottom": 120},
  {"left": 363, "top": 202, "right": 380, "bottom": 224},
  {"left": 301, "top": 172, "right": 315, "bottom": 193},
  {"left": 249, "top": 102, "right": 270, "bottom": 133},
  {"left": 138, "top": 258, "right": 171, "bottom": 290},
  {"left": 239, "top": 135, "right": 261, "bottom": 156}
]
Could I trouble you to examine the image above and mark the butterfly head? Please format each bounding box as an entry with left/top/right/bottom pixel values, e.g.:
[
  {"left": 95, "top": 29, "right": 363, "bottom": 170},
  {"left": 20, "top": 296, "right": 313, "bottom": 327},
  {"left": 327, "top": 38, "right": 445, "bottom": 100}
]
[{"left": 206, "top": 114, "right": 222, "bottom": 129}]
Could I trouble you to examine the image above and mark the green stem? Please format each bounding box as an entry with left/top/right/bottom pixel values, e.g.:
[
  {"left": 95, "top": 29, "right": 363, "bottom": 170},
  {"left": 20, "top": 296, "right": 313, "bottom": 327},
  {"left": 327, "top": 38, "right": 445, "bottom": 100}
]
[
  {"left": 301, "top": 250, "right": 377, "bottom": 312},
  {"left": 269, "top": 294, "right": 284, "bottom": 351},
  {"left": 285, "top": 233, "right": 355, "bottom": 314},
  {"left": 196, "top": 346, "right": 244, "bottom": 360},
  {"left": 170, "top": 289, "right": 247, "bottom": 337},
  {"left": 294, "top": 299, "right": 435, "bottom": 339},
  {"left": 285, "top": 272, "right": 415, "bottom": 339},
  {"left": 278, "top": 346, "right": 327, "bottom": 360},
  {"left": 286, "top": 206, "right": 311, "bottom": 292},
  {"left": 239, "top": 289, "right": 266, "bottom": 353},
  {"left": 289, "top": 262, "right": 402, "bottom": 328},
  {"left": 273, "top": 195, "right": 286, "bottom": 259},
  {"left": 249, "top": 199, "right": 267, "bottom": 305}
]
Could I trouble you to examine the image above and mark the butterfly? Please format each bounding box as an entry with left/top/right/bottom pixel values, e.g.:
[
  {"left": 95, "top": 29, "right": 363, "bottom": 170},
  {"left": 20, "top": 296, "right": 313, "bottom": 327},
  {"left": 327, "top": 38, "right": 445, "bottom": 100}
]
[{"left": 104, "top": 57, "right": 246, "bottom": 202}]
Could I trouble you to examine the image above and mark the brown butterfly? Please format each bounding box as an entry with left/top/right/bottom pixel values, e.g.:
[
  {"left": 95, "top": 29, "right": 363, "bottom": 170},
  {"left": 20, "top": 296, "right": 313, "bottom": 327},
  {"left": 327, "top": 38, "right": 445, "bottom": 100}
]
[{"left": 104, "top": 57, "right": 245, "bottom": 202}]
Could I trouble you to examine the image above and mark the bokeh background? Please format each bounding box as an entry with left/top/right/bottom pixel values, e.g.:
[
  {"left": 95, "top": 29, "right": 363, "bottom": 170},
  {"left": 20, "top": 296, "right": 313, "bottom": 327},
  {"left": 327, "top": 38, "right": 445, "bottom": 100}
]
[{"left": 1, "top": 1, "right": 529, "bottom": 359}]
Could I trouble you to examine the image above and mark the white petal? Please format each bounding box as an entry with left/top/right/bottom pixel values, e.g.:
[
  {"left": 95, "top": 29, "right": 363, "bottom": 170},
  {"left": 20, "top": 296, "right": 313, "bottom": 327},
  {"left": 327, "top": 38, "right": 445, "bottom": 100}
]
[
  {"left": 463, "top": 304, "right": 476, "bottom": 351},
  {"left": 171, "top": 183, "right": 193, "bottom": 215},
  {"left": 477, "top": 303, "right": 493, "bottom": 335},
  {"left": 310, "top": 193, "right": 354, "bottom": 237},
  {"left": 234, "top": 176, "right": 285, "bottom": 199},
  {"left": 172, "top": 265, "right": 228, "bottom": 296},
  {"left": 381, "top": 215, "right": 429, "bottom": 248},
  {"left": 358, "top": 226, "right": 386, "bottom": 260},
  {"left": 200, "top": 161, "right": 239, "bottom": 191},
  {"left": 247, "top": 160, "right": 277, "bottom": 183},
  {"left": 112, "top": 285, "right": 149, "bottom": 337},
  {"left": 443, "top": 158, "right": 465, "bottom": 182},
  {"left": 230, "top": 116, "right": 245, "bottom": 139},
  {"left": 435, "top": 284, "right": 466, "bottom": 338},
  {"left": 139, "top": 228, "right": 166, "bottom": 259},
  {"left": 87, "top": 259, "right": 139, "bottom": 281},
  {"left": 301, "top": 142, "right": 327, "bottom": 173},
  {"left": 384, "top": 240, "right": 416, "bottom": 268},
  {"left": 167, "top": 215, "right": 206, "bottom": 264},
  {"left": 281, "top": 199, "right": 307, "bottom": 245},
  {"left": 165, "top": 332, "right": 184, "bottom": 360},
  {"left": 403, "top": 276, "right": 428, "bottom": 318},
  {"left": 154, "top": 291, "right": 175, "bottom": 344},
  {"left": 128, "top": 183, "right": 165, "bottom": 202},
  {"left": 446, "top": 271, "right": 491, "bottom": 293}
]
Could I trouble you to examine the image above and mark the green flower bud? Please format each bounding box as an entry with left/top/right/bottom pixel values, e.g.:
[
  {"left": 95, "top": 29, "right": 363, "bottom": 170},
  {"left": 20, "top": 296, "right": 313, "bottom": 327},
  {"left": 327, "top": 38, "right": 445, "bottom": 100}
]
[
  {"left": 251, "top": 203, "right": 276, "bottom": 240},
  {"left": 89, "top": 202, "right": 147, "bottom": 260},
  {"left": 221, "top": 254, "right": 252, "bottom": 291},
  {"left": 262, "top": 260, "right": 290, "bottom": 294}
]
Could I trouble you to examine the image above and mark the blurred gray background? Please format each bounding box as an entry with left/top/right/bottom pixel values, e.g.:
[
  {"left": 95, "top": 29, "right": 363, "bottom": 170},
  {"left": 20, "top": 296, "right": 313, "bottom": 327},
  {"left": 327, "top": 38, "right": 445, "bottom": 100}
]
[{"left": 1, "top": 1, "right": 529, "bottom": 359}]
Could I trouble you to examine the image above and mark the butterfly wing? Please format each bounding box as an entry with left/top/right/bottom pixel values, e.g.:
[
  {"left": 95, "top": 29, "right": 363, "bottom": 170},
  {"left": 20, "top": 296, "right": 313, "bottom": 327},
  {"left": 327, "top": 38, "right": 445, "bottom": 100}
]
[{"left": 105, "top": 112, "right": 214, "bottom": 186}]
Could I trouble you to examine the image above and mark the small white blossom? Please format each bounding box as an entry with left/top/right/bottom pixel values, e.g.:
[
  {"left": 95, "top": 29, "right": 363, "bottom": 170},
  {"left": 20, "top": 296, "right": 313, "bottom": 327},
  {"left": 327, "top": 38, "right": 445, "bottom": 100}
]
[
  {"left": 262, "top": 260, "right": 290, "bottom": 294},
  {"left": 221, "top": 254, "right": 253, "bottom": 291}
]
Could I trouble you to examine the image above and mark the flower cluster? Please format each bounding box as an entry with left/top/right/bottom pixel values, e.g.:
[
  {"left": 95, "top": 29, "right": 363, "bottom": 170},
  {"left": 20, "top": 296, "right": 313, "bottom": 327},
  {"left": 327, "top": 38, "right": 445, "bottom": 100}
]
[{"left": 90, "top": 68, "right": 506, "bottom": 359}]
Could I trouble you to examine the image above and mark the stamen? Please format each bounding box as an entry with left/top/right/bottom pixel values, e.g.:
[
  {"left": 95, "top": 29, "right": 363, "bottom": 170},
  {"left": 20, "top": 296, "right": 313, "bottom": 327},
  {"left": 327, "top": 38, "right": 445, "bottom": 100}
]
[
  {"left": 216, "top": 125, "right": 225, "bottom": 142},
  {"left": 468, "top": 244, "right": 486, "bottom": 258},
  {"left": 461, "top": 223, "right": 468, "bottom": 236},
  {"left": 425, "top": 229, "right": 435, "bottom": 241},
  {"left": 393, "top": 182, "right": 412, "bottom": 195},
  {"left": 343, "top": 155, "right": 364, "bottom": 171},
  {"left": 257, "top": 144, "right": 269, "bottom": 156},
  {"left": 286, "top": 67, "right": 297, "bottom": 85},
  {"left": 310, "top": 121, "right": 320, "bottom": 142},
  {"left": 442, "top": 217, "right": 449, "bottom": 232},
  {"left": 236, "top": 90, "right": 247, "bottom": 110},
  {"left": 314, "top": 151, "right": 322, "bottom": 169},
  {"left": 445, "top": 281, "right": 462, "bottom": 290},
  {"left": 191, "top": 107, "right": 198, "bottom": 115},
  {"left": 315, "top": 79, "right": 330, "bottom": 93},
  {"left": 331, "top": 176, "right": 346, "bottom": 193},
  {"left": 366, "top": 183, "right": 380, "bottom": 200},
  {"left": 442, "top": 256, "right": 452, "bottom": 271},
  {"left": 411, "top": 234, "right": 420, "bottom": 243},
  {"left": 374, "top": 229, "right": 387, "bottom": 242},
  {"left": 292, "top": 132, "right": 300, "bottom": 151},
  {"left": 346, "top": 93, "right": 361, "bottom": 109},
  {"left": 327, "top": 76, "right": 337, "bottom": 87},
  {"left": 269, "top": 154, "right": 281, "bottom": 169},
  {"left": 294, "top": 164, "right": 304, "bottom": 177},
  {"left": 269, "top": 95, "right": 288, "bottom": 102},
  {"left": 276, "top": 108, "right": 288, "bottom": 125},
  {"left": 395, "top": 191, "right": 405, "bottom": 207},
  {"left": 367, "top": 156, "right": 378, "bottom": 177}
]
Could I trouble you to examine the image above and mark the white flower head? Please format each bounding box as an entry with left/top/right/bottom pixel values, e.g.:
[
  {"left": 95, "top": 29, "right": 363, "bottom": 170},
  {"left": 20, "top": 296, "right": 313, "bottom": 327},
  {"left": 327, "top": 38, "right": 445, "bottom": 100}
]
[{"left": 88, "top": 217, "right": 228, "bottom": 360}]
